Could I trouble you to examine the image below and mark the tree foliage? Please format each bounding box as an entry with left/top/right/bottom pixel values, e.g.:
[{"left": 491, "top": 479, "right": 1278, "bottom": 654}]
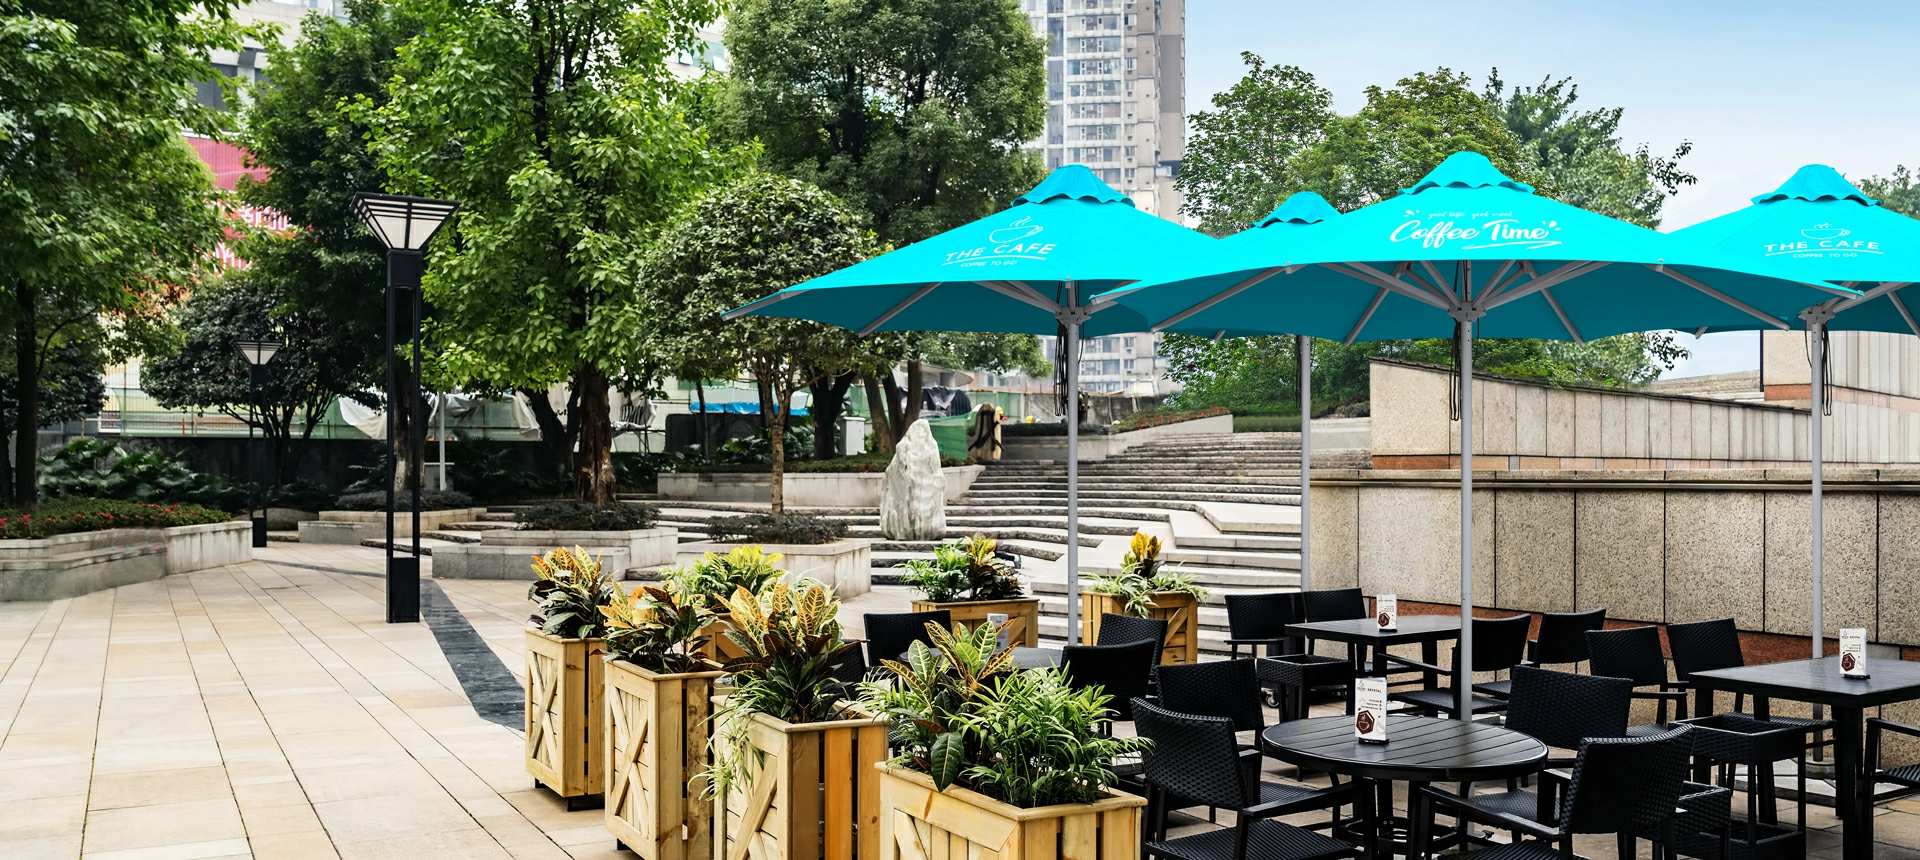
[
  {"left": 1178, "top": 54, "right": 1334, "bottom": 238},
  {"left": 141, "top": 270, "right": 378, "bottom": 484},
  {"left": 0, "top": 0, "right": 248, "bottom": 504},
  {"left": 1485, "top": 71, "right": 1694, "bottom": 228},
  {"left": 1860, "top": 166, "right": 1920, "bottom": 218},
  {"left": 367, "top": 0, "right": 742, "bottom": 503},
  {"left": 642, "top": 174, "right": 882, "bottom": 515}
]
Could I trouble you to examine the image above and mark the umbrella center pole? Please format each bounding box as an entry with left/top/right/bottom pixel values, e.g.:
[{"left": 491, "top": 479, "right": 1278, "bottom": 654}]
[
  {"left": 1803, "top": 312, "right": 1831, "bottom": 744},
  {"left": 1456, "top": 320, "right": 1475, "bottom": 719},
  {"left": 1059, "top": 296, "right": 1092, "bottom": 645},
  {"left": 1298, "top": 334, "right": 1312, "bottom": 591}
]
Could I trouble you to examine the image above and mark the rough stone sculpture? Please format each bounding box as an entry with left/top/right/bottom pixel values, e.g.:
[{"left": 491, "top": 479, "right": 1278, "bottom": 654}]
[{"left": 881, "top": 419, "right": 946, "bottom": 540}]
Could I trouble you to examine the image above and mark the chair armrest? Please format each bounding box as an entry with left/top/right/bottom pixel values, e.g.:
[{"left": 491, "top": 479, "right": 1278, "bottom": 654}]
[
  {"left": 1631, "top": 689, "right": 1689, "bottom": 702},
  {"left": 1868, "top": 717, "right": 1920, "bottom": 740},
  {"left": 1241, "top": 778, "right": 1367, "bottom": 820},
  {"left": 1413, "top": 785, "right": 1562, "bottom": 841}
]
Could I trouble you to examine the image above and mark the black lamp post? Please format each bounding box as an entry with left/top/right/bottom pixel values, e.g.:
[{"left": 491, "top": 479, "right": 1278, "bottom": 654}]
[
  {"left": 235, "top": 339, "right": 282, "bottom": 548},
  {"left": 349, "top": 192, "right": 459, "bottom": 624}
]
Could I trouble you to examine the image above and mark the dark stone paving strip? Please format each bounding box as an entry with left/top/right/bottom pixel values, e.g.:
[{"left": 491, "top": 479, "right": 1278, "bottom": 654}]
[{"left": 262, "top": 560, "right": 524, "bottom": 730}]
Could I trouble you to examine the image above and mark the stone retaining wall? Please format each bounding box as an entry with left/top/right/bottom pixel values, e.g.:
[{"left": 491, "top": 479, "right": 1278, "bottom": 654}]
[
  {"left": 431, "top": 527, "right": 677, "bottom": 580},
  {"left": 1000, "top": 413, "right": 1234, "bottom": 463},
  {"left": 672, "top": 538, "right": 871, "bottom": 597},
  {"left": 657, "top": 466, "right": 982, "bottom": 506},
  {"left": 296, "top": 508, "right": 489, "bottom": 544},
  {"left": 0, "top": 520, "right": 252, "bottom": 601}
]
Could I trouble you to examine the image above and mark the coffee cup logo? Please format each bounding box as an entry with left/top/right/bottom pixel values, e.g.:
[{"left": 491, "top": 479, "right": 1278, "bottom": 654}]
[
  {"left": 1378, "top": 612, "right": 1390, "bottom": 628},
  {"left": 1802, "top": 224, "right": 1850, "bottom": 240},
  {"left": 1355, "top": 711, "right": 1376, "bottom": 735},
  {"left": 1842, "top": 652, "right": 1857, "bottom": 671},
  {"left": 988, "top": 216, "right": 1044, "bottom": 243}
]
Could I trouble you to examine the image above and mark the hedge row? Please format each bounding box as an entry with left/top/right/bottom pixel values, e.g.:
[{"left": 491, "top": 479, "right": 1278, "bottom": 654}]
[{"left": 0, "top": 498, "right": 231, "bottom": 540}]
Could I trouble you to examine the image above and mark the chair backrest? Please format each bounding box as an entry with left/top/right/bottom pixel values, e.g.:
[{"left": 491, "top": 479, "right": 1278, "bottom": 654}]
[
  {"left": 1223, "top": 592, "right": 1303, "bottom": 642},
  {"left": 1561, "top": 725, "right": 1693, "bottom": 835},
  {"left": 1154, "top": 659, "right": 1265, "bottom": 733},
  {"left": 1132, "top": 697, "right": 1253, "bottom": 811},
  {"left": 1533, "top": 607, "right": 1608, "bottom": 664},
  {"left": 1469, "top": 614, "right": 1533, "bottom": 673},
  {"left": 1505, "top": 665, "right": 1632, "bottom": 749},
  {"left": 1097, "top": 613, "right": 1168, "bottom": 664},
  {"left": 1665, "top": 617, "right": 1744, "bottom": 682},
  {"left": 828, "top": 639, "right": 869, "bottom": 684},
  {"left": 1586, "top": 626, "right": 1670, "bottom": 688},
  {"left": 1302, "top": 587, "right": 1368, "bottom": 623},
  {"left": 1061, "top": 640, "right": 1157, "bottom": 723},
  {"left": 861, "top": 610, "right": 951, "bottom": 665}
]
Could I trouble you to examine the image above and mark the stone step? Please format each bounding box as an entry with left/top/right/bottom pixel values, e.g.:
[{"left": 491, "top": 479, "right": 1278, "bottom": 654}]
[
  {"left": 964, "top": 489, "right": 1298, "bottom": 507},
  {"left": 441, "top": 521, "right": 516, "bottom": 532},
  {"left": 357, "top": 536, "right": 470, "bottom": 555},
  {"left": 1162, "top": 547, "right": 1300, "bottom": 572},
  {"left": 843, "top": 526, "right": 1101, "bottom": 547},
  {"left": 972, "top": 480, "right": 1301, "bottom": 495},
  {"left": 1175, "top": 533, "right": 1300, "bottom": 552},
  {"left": 420, "top": 530, "right": 484, "bottom": 545},
  {"left": 267, "top": 530, "right": 300, "bottom": 543}
]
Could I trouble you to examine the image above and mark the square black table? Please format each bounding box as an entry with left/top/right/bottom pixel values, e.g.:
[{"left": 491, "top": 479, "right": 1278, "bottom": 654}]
[
  {"left": 1691, "top": 656, "right": 1920, "bottom": 860},
  {"left": 1285, "top": 615, "right": 1464, "bottom": 690}
]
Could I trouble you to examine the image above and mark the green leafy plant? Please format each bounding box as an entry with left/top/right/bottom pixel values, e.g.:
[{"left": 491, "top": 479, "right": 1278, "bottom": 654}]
[
  {"left": 1084, "top": 532, "right": 1209, "bottom": 616},
  {"left": 895, "top": 534, "right": 1024, "bottom": 603},
  {"left": 896, "top": 555, "right": 968, "bottom": 603},
  {"left": 860, "top": 621, "right": 1148, "bottom": 807},
  {"left": 703, "top": 513, "right": 848, "bottom": 545},
  {"left": 706, "top": 581, "right": 861, "bottom": 798},
  {"left": 525, "top": 546, "right": 620, "bottom": 640},
  {"left": 600, "top": 583, "right": 714, "bottom": 674},
  {"left": 0, "top": 498, "right": 230, "bottom": 540},
  {"left": 664, "top": 545, "right": 788, "bottom": 607},
  {"left": 515, "top": 501, "right": 657, "bottom": 531},
  {"left": 37, "top": 439, "right": 246, "bottom": 512},
  {"left": 333, "top": 489, "right": 476, "bottom": 511}
]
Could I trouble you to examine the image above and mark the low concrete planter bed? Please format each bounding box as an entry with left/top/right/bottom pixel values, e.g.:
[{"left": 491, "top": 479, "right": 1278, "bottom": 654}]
[
  {"left": 658, "top": 466, "right": 982, "bottom": 507},
  {"left": 0, "top": 520, "right": 251, "bottom": 601},
  {"left": 433, "top": 527, "right": 678, "bottom": 580},
  {"left": 673, "top": 538, "right": 872, "bottom": 598},
  {"left": 296, "top": 507, "right": 488, "bottom": 544}
]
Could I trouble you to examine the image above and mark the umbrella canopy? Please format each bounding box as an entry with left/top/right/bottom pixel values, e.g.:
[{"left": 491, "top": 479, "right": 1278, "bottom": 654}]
[
  {"left": 727, "top": 165, "right": 1222, "bottom": 643},
  {"left": 1671, "top": 165, "right": 1920, "bottom": 663},
  {"left": 1101, "top": 152, "right": 1858, "bottom": 717}
]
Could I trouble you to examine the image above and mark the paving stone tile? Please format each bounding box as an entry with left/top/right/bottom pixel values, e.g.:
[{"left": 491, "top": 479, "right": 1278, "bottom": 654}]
[
  {"left": 80, "top": 798, "right": 244, "bottom": 853},
  {"left": 88, "top": 766, "right": 232, "bottom": 810}
]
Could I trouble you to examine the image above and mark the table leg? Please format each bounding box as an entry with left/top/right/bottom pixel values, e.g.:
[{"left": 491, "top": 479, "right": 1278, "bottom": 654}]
[
  {"left": 1834, "top": 705, "right": 1866, "bottom": 860},
  {"left": 1752, "top": 696, "right": 1778, "bottom": 824},
  {"left": 1422, "top": 640, "right": 1439, "bottom": 691},
  {"left": 1693, "top": 683, "right": 1714, "bottom": 783}
]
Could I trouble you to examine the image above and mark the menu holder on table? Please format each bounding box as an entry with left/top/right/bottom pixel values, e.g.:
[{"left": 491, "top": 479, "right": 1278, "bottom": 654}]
[
  {"left": 1355, "top": 677, "right": 1388, "bottom": 744},
  {"left": 1375, "top": 594, "right": 1397, "bottom": 631},
  {"left": 1841, "top": 627, "right": 1870, "bottom": 679}
]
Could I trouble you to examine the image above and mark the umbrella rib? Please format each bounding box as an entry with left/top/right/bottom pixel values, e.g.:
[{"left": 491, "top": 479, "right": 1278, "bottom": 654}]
[
  {"left": 1479, "top": 261, "right": 1604, "bottom": 311},
  {"left": 1475, "top": 260, "right": 1529, "bottom": 304},
  {"left": 979, "top": 280, "right": 1063, "bottom": 314},
  {"left": 1540, "top": 287, "right": 1583, "bottom": 344},
  {"left": 1647, "top": 265, "right": 1790, "bottom": 330},
  {"left": 1322, "top": 263, "right": 1450, "bottom": 310},
  {"left": 721, "top": 289, "right": 797, "bottom": 321},
  {"left": 1149, "top": 267, "right": 1286, "bottom": 332},
  {"left": 856, "top": 282, "right": 942, "bottom": 336},
  {"left": 1887, "top": 290, "right": 1920, "bottom": 338},
  {"left": 1083, "top": 281, "right": 1138, "bottom": 313},
  {"left": 1343, "top": 288, "right": 1390, "bottom": 346},
  {"left": 1418, "top": 260, "right": 1458, "bottom": 300},
  {"left": 1836, "top": 281, "right": 1913, "bottom": 313}
]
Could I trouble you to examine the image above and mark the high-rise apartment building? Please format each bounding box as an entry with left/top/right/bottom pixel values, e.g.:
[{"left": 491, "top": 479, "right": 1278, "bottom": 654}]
[{"left": 1020, "top": 0, "right": 1184, "bottom": 221}]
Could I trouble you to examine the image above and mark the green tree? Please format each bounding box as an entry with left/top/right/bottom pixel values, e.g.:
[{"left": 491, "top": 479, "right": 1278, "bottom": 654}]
[
  {"left": 0, "top": 0, "right": 247, "bottom": 505},
  {"left": 367, "top": 0, "right": 741, "bottom": 504},
  {"left": 1860, "top": 166, "right": 1920, "bottom": 218},
  {"left": 642, "top": 174, "right": 882, "bottom": 516},
  {"left": 1178, "top": 53, "right": 1334, "bottom": 237},
  {"left": 723, "top": 0, "right": 1050, "bottom": 450},
  {"left": 0, "top": 345, "right": 107, "bottom": 495},
  {"left": 141, "top": 270, "right": 378, "bottom": 485},
  {"left": 1485, "top": 71, "right": 1694, "bottom": 228}
]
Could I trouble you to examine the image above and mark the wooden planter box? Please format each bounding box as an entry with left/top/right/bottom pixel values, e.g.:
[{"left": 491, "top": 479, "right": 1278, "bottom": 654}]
[
  {"left": 1078, "top": 591, "right": 1200, "bottom": 665},
  {"left": 876, "top": 765, "right": 1144, "bottom": 860},
  {"left": 605, "top": 659, "right": 725, "bottom": 860},
  {"left": 715, "top": 704, "right": 889, "bottom": 860},
  {"left": 695, "top": 615, "right": 749, "bottom": 664},
  {"left": 526, "top": 629, "right": 606, "bottom": 805},
  {"left": 908, "top": 597, "right": 1041, "bottom": 647}
]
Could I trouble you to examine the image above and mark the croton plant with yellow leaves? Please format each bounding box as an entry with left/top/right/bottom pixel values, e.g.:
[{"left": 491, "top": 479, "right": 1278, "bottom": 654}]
[
  {"left": 526, "top": 546, "right": 621, "bottom": 639},
  {"left": 1083, "top": 531, "right": 1210, "bottom": 616}
]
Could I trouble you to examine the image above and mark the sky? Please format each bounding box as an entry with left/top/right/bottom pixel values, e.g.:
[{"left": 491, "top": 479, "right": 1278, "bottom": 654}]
[{"left": 1185, "top": 0, "right": 1920, "bottom": 378}]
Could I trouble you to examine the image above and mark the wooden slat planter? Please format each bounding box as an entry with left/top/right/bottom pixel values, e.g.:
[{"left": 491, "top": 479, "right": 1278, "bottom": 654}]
[
  {"left": 695, "top": 615, "right": 749, "bottom": 663},
  {"left": 714, "top": 704, "right": 889, "bottom": 860},
  {"left": 876, "top": 765, "right": 1144, "bottom": 860},
  {"left": 605, "top": 659, "right": 724, "bottom": 860},
  {"left": 526, "top": 630, "right": 607, "bottom": 804},
  {"left": 908, "top": 597, "right": 1041, "bottom": 647},
  {"left": 1078, "top": 592, "right": 1200, "bottom": 665}
]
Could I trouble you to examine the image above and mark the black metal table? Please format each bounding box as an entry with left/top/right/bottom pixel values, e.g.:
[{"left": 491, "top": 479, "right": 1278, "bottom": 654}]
[
  {"left": 1262, "top": 714, "right": 1546, "bottom": 853},
  {"left": 1286, "top": 615, "right": 1464, "bottom": 691},
  {"left": 1009, "top": 646, "right": 1059, "bottom": 670},
  {"left": 1691, "top": 656, "right": 1920, "bottom": 860}
]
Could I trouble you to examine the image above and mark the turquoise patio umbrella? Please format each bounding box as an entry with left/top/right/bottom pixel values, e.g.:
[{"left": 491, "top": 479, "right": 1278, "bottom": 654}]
[
  {"left": 1102, "top": 152, "right": 1857, "bottom": 716},
  {"left": 727, "top": 165, "right": 1223, "bottom": 642},
  {"left": 1673, "top": 165, "right": 1920, "bottom": 665}
]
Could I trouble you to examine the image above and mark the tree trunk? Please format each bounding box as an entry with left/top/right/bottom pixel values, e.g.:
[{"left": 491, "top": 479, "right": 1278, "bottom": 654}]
[
  {"left": 573, "top": 366, "right": 616, "bottom": 504},
  {"left": 808, "top": 372, "right": 855, "bottom": 459},
  {"left": 879, "top": 364, "right": 923, "bottom": 444},
  {"left": 862, "top": 374, "right": 894, "bottom": 455},
  {"left": 755, "top": 376, "right": 774, "bottom": 431},
  {"left": 768, "top": 385, "right": 789, "bottom": 518},
  {"left": 13, "top": 286, "right": 37, "bottom": 509},
  {"left": 694, "top": 380, "right": 711, "bottom": 463},
  {"left": 520, "top": 386, "right": 572, "bottom": 479}
]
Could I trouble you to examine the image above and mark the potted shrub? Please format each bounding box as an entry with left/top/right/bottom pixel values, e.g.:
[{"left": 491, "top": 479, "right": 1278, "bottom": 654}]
[
  {"left": 899, "top": 535, "right": 1040, "bottom": 646},
  {"left": 600, "top": 583, "right": 723, "bottom": 860},
  {"left": 524, "top": 546, "right": 620, "bottom": 808},
  {"left": 861, "top": 623, "right": 1149, "bottom": 860},
  {"left": 1081, "top": 532, "right": 1209, "bottom": 664},
  {"left": 708, "top": 581, "right": 888, "bottom": 860},
  {"left": 662, "top": 545, "right": 788, "bottom": 662},
  {"left": 434, "top": 500, "right": 678, "bottom": 580}
]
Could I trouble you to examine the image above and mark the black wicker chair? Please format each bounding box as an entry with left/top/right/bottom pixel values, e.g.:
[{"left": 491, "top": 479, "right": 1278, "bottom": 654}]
[
  {"left": 1060, "top": 640, "right": 1157, "bottom": 733},
  {"left": 1413, "top": 725, "right": 1694, "bottom": 860},
  {"left": 1134, "top": 698, "right": 1369, "bottom": 860},
  {"left": 1389, "top": 614, "right": 1531, "bottom": 719},
  {"left": 1667, "top": 617, "right": 1832, "bottom": 754},
  {"left": 828, "top": 639, "right": 869, "bottom": 685},
  {"left": 1225, "top": 592, "right": 1305, "bottom": 659},
  {"left": 1868, "top": 717, "right": 1920, "bottom": 811},
  {"left": 1156, "top": 659, "right": 1267, "bottom": 739},
  {"left": 1586, "top": 625, "right": 1688, "bottom": 736},
  {"left": 861, "top": 610, "right": 950, "bottom": 666},
  {"left": 1525, "top": 607, "right": 1608, "bottom": 671},
  {"left": 1098, "top": 612, "right": 1170, "bottom": 664},
  {"left": 1505, "top": 665, "right": 1632, "bottom": 766}
]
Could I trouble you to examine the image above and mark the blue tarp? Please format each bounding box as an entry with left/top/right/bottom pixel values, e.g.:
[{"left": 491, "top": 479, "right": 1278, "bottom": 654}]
[{"left": 688, "top": 402, "right": 810, "bottom": 416}]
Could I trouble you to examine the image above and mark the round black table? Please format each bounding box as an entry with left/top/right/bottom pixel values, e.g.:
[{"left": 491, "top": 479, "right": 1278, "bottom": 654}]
[{"left": 1262, "top": 714, "right": 1547, "bottom": 853}]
